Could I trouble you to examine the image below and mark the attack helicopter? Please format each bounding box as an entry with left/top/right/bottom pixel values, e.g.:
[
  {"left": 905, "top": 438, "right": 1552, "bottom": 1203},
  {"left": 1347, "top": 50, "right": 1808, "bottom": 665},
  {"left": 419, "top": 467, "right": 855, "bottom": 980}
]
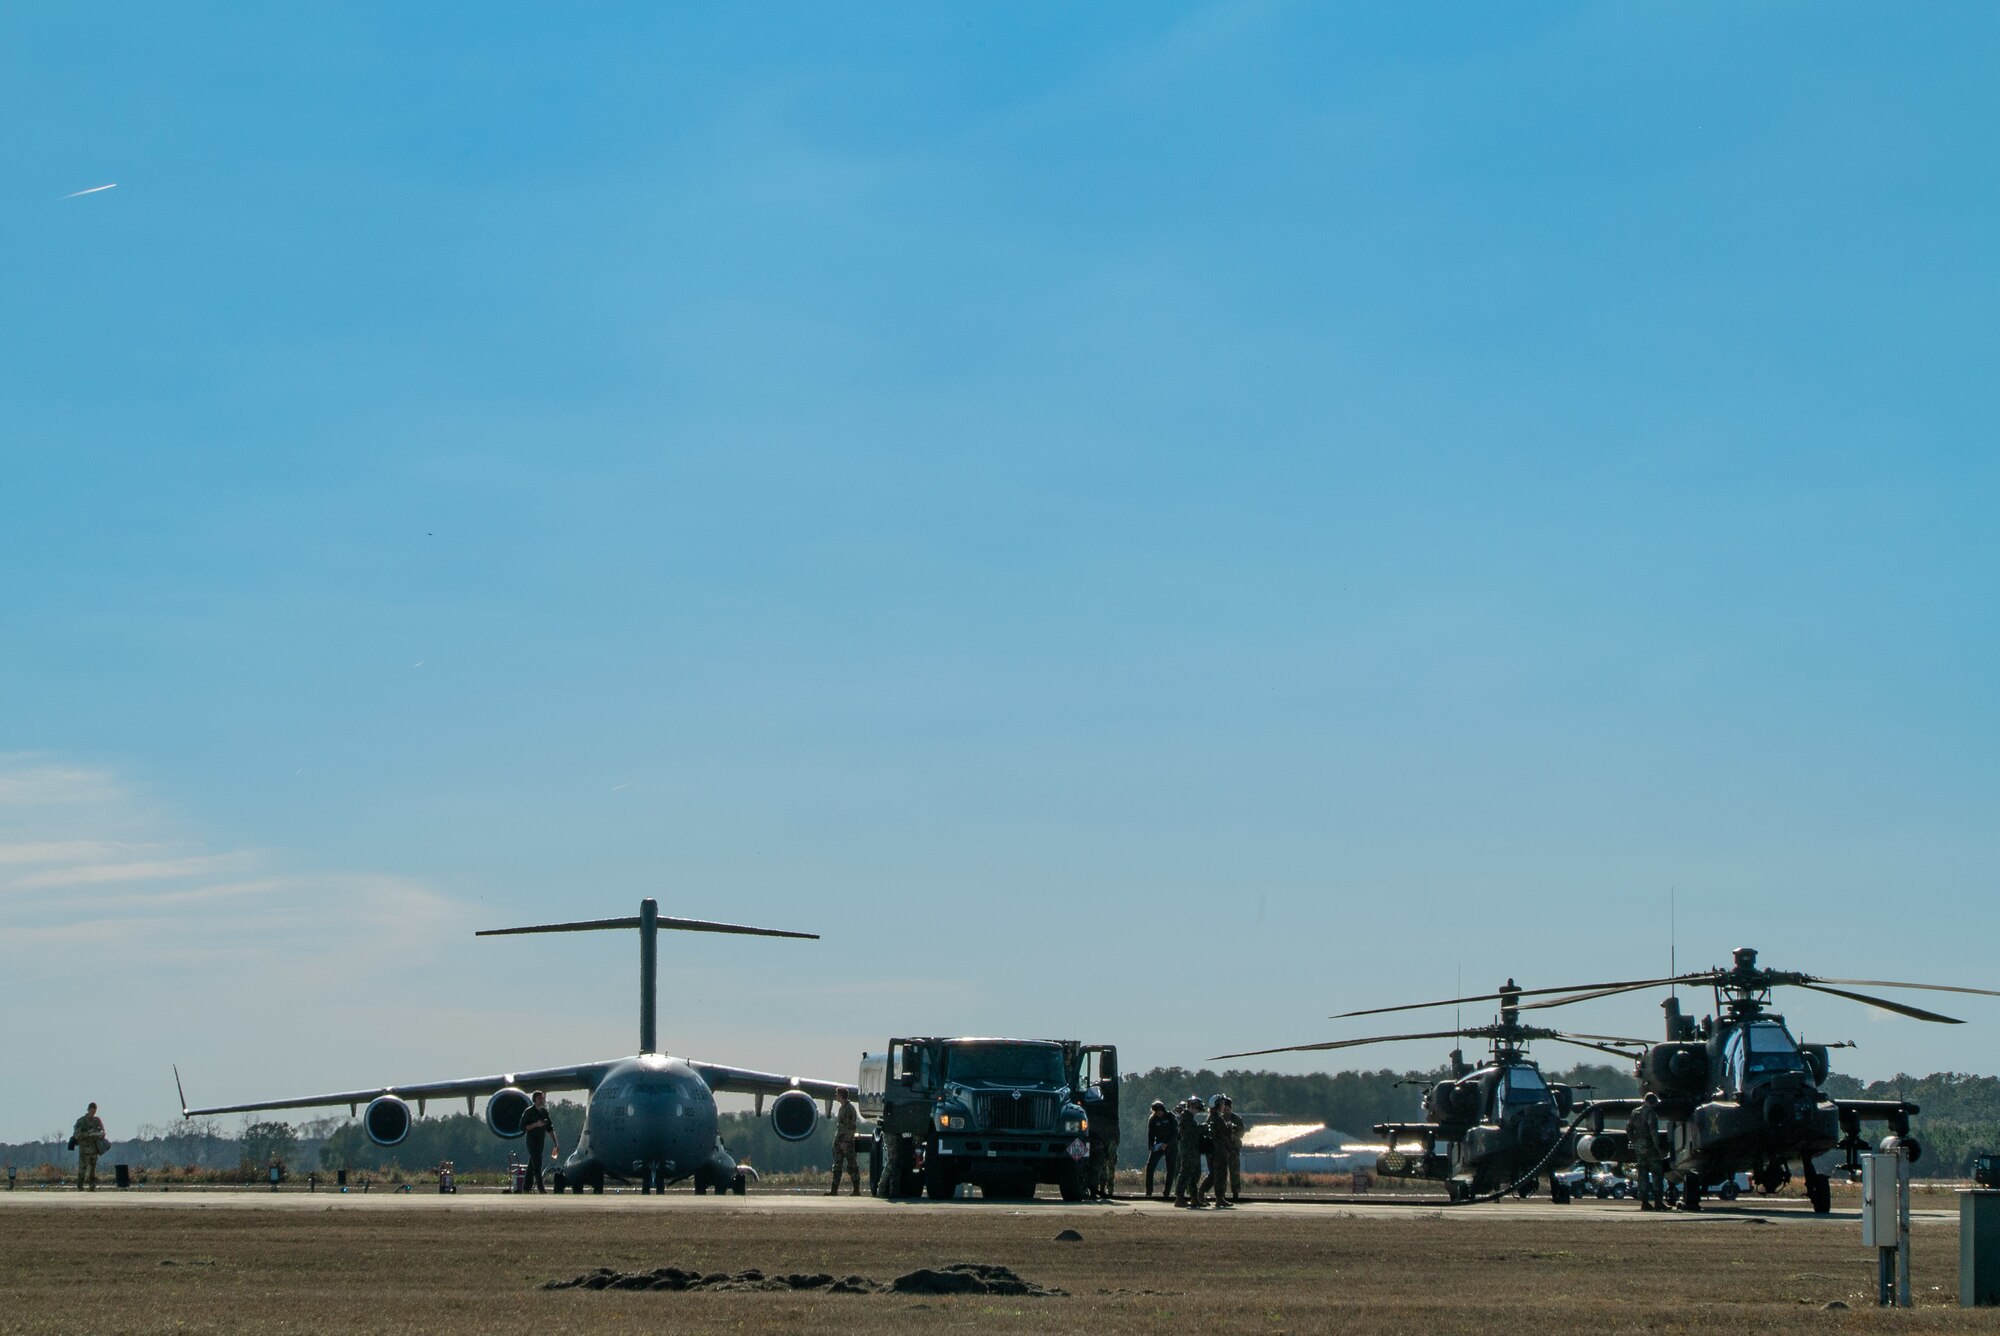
[
  {"left": 1353, "top": 949, "right": 2000, "bottom": 1213},
  {"left": 1215, "top": 981, "right": 1647, "bottom": 1203}
]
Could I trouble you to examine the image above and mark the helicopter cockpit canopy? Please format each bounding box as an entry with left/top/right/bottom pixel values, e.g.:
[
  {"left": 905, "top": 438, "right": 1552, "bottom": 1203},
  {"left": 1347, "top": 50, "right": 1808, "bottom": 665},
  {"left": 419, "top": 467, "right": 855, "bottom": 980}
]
[
  {"left": 1477, "top": 1064, "right": 1550, "bottom": 1116},
  {"left": 1724, "top": 1020, "right": 1809, "bottom": 1089}
]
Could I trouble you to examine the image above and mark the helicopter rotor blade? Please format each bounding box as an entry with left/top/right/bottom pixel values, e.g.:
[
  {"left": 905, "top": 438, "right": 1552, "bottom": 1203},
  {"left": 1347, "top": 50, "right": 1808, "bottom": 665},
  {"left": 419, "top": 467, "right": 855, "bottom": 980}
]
[
  {"left": 1210, "top": 1030, "right": 1470, "bottom": 1062},
  {"left": 1328, "top": 974, "right": 1703, "bottom": 1021},
  {"left": 1560, "top": 1032, "right": 1654, "bottom": 1046},
  {"left": 1517, "top": 973, "right": 1722, "bottom": 1011},
  {"left": 1794, "top": 981, "right": 1965, "bottom": 1024},
  {"left": 1540, "top": 1036, "right": 1648, "bottom": 1059},
  {"left": 1817, "top": 978, "right": 2000, "bottom": 999}
]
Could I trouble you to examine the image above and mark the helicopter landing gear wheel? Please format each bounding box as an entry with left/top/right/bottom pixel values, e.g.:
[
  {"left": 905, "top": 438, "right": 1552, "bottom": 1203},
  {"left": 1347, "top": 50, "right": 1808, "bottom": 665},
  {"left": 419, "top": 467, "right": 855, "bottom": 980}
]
[
  {"left": 1550, "top": 1177, "right": 1570, "bottom": 1205},
  {"left": 1680, "top": 1177, "right": 1702, "bottom": 1212},
  {"left": 1805, "top": 1168, "right": 1831, "bottom": 1214},
  {"left": 1515, "top": 1177, "right": 1535, "bottom": 1199}
]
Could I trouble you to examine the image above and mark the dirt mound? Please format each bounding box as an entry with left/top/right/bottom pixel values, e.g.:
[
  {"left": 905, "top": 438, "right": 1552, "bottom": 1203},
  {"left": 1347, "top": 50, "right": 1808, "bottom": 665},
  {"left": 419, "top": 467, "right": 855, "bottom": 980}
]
[
  {"left": 544, "top": 1262, "right": 1064, "bottom": 1297},
  {"left": 890, "top": 1263, "right": 1065, "bottom": 1296}
]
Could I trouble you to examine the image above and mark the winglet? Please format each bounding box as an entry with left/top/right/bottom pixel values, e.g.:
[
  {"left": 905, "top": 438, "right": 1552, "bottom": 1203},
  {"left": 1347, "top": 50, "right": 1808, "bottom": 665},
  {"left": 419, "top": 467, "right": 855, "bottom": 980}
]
[{"left": 174, "top": 1064, "right": 189, "bottom": 1118}]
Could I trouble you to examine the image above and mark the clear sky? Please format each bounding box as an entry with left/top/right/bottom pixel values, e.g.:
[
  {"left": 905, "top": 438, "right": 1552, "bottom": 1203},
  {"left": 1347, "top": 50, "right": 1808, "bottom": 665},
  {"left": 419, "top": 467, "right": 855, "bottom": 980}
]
[{"left": 3, "top": 3, "right": 1995, "bottom": 1142}]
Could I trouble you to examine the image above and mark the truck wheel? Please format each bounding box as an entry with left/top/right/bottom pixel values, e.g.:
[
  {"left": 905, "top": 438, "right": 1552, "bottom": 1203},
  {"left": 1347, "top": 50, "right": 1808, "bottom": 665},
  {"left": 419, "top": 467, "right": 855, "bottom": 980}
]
[
  {"left": 1058, "top": 1162, "right": 1087, "bottom": 1203},
  {"left": 926, "top": 1162, "right": 957, "bottom": 1201}
]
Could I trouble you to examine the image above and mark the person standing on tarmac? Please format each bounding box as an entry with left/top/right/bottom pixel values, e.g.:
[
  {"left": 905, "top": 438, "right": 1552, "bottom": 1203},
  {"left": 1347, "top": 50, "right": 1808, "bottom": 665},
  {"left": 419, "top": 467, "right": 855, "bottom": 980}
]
[
  {"left": 519, "top": 1092, "right": 560, "bottom": 1193},
  {"left": 1089, "top": 1073, "right": 1120, "bottom": 1200},
  {"left": 1173, "top": 1096, "right": 1206, "bottom": 1208},
  {"left": 1198, "top": 1096, "right": 1237, "bottom": 1207},
  {"left": 828, "top": 1088, "right": 861, "bottom": 1196},
  {"left": 1627, "top": 1093, "right": 1665, "bottom": 1210},
  {"left": 1144, "top": 1100, "right": 1177, "bottom": 1199},
  {"left": 69, "top": 1103, "right": 107, "bottom": 1192},
  {"left": 1211, "top": 1095, "right": 1244, "bottom": 1204}
]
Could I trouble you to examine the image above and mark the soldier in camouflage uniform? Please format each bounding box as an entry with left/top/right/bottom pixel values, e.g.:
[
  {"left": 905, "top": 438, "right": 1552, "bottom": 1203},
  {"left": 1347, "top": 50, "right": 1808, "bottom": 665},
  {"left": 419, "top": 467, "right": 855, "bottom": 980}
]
[
  {"left": 1627, "top": 1093, "right": 1666, "bottom": 1211},
  {"left": 1173, "top": 1096, "right": 1206, "bottom": 1208},
  {"left": 70, "top": 1103, "right": 107, "bottom": 1191},
  {"left": 828, "top": 1088, "right": 860, "bottom": 1196},
  {"left": 1211, "top": 1095, "right": 1244, "bottom": 1204},
  {"left": 1085, "top": 1076, "right": 1119, "bottom": 1200}
]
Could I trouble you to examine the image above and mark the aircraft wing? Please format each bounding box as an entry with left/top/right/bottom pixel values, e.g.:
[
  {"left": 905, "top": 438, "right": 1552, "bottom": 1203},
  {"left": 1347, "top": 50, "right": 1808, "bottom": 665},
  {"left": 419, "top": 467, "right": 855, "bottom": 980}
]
[
  {"left": 180, "top": 1059, "right": 619, "bottom": 1118},
  {"left": 688, "top": 1060, "right": 851, "bottom": 1104}
]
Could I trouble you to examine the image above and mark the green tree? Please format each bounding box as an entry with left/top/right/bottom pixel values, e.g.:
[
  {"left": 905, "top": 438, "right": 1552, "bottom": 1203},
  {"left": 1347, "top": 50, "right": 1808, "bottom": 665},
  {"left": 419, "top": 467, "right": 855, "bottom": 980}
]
[{"left": 241, "top": 1121, "right": 298, "bottom": 1175}]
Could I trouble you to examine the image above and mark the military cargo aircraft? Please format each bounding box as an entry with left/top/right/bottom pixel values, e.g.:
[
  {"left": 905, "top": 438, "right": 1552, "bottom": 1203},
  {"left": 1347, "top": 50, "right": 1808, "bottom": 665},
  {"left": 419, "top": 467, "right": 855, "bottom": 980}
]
[{"left": 179, "top": 899, "right": 847, "bottom": 1194}]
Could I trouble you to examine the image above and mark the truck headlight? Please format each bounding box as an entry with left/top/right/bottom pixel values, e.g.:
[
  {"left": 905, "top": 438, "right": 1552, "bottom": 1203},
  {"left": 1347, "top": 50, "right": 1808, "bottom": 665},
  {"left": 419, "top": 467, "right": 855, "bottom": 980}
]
[
  {"left": 937, "top": 1113, "right": 967, "bottom": 1130},
  {"left": 1064, "top": 1116, "right": 1088, "bottom": 1134}
]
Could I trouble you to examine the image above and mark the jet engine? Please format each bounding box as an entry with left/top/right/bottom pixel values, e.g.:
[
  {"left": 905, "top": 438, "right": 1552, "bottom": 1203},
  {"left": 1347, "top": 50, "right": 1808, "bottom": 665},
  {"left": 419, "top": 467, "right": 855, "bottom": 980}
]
[
  {"left": 1641, "top": 1043, "right": 1708, "bottom": 1101},
  {"left": 486, "top": 1087, "right": 531, "bottom": 1139},
  {"left": 770, "top": 1089, "right": 820, "bottom": 1142},
  {"left": 364, "top": 1095, "right": 413, "bottom": 1147},
  {"left": 1425, "top": 1080, "right": 1479, "bottom": 1125}
]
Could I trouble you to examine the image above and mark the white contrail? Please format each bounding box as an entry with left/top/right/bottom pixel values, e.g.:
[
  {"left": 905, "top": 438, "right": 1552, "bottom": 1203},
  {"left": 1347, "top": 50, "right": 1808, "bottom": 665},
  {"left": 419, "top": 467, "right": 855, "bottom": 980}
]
[{"left": 60, "top": 183, "right": 117, "bottom": 199}]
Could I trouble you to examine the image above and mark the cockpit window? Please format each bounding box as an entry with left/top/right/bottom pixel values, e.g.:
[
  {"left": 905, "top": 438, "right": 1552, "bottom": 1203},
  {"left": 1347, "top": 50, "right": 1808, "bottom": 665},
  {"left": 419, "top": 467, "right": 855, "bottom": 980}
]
[
  {"left": 1728, "top": 1022, "right": 1808, "bottom": 1081},
  {"left": 1501, "top": 1066, "right": 1549, "bottom": 1106}
]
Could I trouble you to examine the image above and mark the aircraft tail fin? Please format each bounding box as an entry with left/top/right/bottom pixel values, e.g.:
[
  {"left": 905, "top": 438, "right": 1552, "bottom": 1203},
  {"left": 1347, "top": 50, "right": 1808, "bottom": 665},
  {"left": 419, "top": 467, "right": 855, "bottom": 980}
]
[{"left": 477, "top": 899, "right": 818, "bottom": 1054}]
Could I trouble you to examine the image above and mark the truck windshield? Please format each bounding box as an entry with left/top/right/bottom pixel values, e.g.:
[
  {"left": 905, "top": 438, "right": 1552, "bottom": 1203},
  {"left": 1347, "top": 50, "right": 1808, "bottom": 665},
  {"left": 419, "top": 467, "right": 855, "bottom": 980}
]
[{"left": 944, "top": 1044, "right": 1065, "bottom": 1088}]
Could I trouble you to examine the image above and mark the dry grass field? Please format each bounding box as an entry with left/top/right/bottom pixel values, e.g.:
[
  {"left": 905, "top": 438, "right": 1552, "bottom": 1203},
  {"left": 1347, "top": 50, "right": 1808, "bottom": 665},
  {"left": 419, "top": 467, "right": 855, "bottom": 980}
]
[{"left": 0, "top": 1193, "right": 1985, "bottom": 1335}]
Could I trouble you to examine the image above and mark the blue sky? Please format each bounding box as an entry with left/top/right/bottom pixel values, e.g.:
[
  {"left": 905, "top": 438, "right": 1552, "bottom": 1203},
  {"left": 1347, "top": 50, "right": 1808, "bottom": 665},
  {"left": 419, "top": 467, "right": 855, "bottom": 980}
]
[{"left": 3, "top": 3, "right": 1996, "bottom": 1140}]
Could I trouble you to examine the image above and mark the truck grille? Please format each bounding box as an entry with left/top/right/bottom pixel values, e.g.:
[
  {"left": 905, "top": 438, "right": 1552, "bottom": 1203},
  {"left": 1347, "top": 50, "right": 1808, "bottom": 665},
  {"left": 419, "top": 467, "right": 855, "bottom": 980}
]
[{"left": 975, "top": 1093, "right": 1057, "bottom": 1132}]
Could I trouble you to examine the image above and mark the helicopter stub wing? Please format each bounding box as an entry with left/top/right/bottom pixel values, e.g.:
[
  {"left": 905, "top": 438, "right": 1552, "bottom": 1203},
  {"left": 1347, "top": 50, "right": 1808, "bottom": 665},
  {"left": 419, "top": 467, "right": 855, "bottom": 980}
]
[
  {"left": 1834, "top": 1098, "right": 1920, "bottom": 1123},
  {"left": 1572, "top": 1096, "right": 1643, "bottom": 1136},
  {"left": 1373, "top": 1121, "right": 1454, "bottom": 1146}
]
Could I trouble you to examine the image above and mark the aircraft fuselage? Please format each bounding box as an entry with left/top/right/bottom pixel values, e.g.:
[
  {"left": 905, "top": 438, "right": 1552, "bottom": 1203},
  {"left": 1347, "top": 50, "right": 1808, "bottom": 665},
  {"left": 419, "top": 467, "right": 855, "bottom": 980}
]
[{"left": 566, "top": 1054, "right": 738, "bottom": 1190}]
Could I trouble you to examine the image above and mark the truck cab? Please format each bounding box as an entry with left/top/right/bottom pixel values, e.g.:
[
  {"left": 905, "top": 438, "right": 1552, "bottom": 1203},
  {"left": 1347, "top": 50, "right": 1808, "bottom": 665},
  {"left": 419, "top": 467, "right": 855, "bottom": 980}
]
[{"left": 862, "top": 1037, "right": 1115, "bottom": 1201}]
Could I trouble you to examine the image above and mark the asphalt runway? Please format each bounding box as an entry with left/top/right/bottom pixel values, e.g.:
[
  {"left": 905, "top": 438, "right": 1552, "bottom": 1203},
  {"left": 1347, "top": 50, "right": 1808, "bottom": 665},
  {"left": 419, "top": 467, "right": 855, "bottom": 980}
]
[{"left": 0, "top": 1184, "right": 1960, "bottom": 1225}]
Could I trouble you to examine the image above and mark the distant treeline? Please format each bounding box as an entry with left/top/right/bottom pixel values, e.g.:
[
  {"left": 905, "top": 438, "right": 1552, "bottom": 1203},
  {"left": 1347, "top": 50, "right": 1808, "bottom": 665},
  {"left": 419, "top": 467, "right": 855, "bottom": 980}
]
[
  {"left": 8, "top": 1068, "right": 1996, "bottom": 1179},
  {"left": 1823, "top": 1073, "right": 2000, "bottom": 1178}
]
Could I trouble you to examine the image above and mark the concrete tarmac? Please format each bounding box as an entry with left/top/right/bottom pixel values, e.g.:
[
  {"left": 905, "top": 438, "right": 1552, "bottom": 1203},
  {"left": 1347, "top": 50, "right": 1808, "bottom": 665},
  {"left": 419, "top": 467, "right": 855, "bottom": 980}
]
[{"left": 0, "top": 1185, "right": 1958, "bottom": 1227}]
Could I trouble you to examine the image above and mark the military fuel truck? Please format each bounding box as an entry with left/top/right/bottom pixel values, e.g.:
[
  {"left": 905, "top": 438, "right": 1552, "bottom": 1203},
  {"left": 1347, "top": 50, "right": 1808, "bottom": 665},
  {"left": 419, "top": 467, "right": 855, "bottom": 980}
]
[{"left": 859, "top": 1037, "right": 1117, "bottom": 1201}]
